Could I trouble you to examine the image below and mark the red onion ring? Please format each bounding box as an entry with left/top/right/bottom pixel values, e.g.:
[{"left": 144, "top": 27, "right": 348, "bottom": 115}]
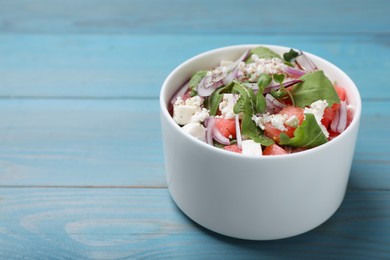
[
  {"left": 204, "top": 117, "right": 215, "bottom": 145},
  {"left": 212, "top": 127, "right": 230, "bottom": 145},
  {"left": 223, "top": 67, "right": 239, "bottom": 86},
  {"left": 263, "top": 79, "right": 302, "bottom": 94},
  {"left": 226, "top": 49, "right": 250, "bottom": 71},
  {"left": 330, "top": 108, "right": 340, "bottom": 133},
  {"left": 337, "top": 101, "right": 347, "bottom": 133},
  {"left": 205, "top": 116, "right": 232, "bottom": 145},
  {"left": 265, "top": 93, "right": 286, "bottom": 113},
  {"left": 295, "top": 52, "right": 317, "bottom": 72},
  {"left": 330, "top": 101, "right": 347, "bottom": 133},
  {"left": 197, "top": 49, "right": 250, "bottom": 97},
  {"left": 282, "top": 65, "right": 306, "bottom": 77},
  {"left": 170, "top": 80, "right": 189, "bottom": 105},
  {"left": 197, "top": 75, "right": 224, "bottom": 97}
]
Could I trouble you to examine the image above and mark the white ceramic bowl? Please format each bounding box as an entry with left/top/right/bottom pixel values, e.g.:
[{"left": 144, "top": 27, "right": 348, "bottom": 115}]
[{"left": 160, "top": 45, "right": 361, "bottom": 240}]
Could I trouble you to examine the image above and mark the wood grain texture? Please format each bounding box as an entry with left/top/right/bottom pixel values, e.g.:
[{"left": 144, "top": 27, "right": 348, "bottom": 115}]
[
  {"left": 0, "top": 0, "right": 388, "bottom": 34},
  {"left": 0, "top": 188, "right": 389, "bottom": 259},
  {"left": 0, "top": 0, "right": 388, "bottom": 258},
  {"left": 0, "top": 98, "right": 387, "bottom": 190},
  {"left": 0, "top": 34, "right": 388, "bottom": 99},
  {"left": 0, "top": 99, "right": 165, "bottom": 187}
]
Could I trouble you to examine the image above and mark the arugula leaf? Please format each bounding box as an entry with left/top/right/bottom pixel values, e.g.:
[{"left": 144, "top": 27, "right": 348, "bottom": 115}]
[
  {"left": 232, "top": 81, "right": 274, "bottom": 146},
  {"left": 189, "top": 70, "right": 207, "bottom": 92},
  {"left": 279, "top": 113, "right": 328, "bottom": 148},
  {"left": 255, "top": 73, "right": 271, "bottom": 113},
  {"left": 292, "top": 70, "right": 340, "bottom": 108},
  {"left": 207, "top": 83, "right": 233, "bottom": 116},
  {"left": 232, "top": 81, "right": 257, "bottom": 114},
  {"left": 246, "top": 46, "right": 282, "bottom": 63},
  {"left": 283, "top": 49, "right": 300, "bottom": 62},
  {"left": 247, "top": 128, "right": 274, "bottom": 146}
]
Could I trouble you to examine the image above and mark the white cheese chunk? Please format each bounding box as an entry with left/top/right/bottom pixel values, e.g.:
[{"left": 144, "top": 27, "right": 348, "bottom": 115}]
[
  {"left": 219, "top": 94, "right": 236, "bottom": 119},
  {"left": 173, "top": 96, "right": 208, "bottom": 125},
  {"left": 182, "top": 123, "right": 206, "bottom": 142},
  {"left": 242, "top": 140, "right": 263, "bottom": 156},
  {"left": 185, "top": 96, "right": 203, "bottom": 107},
  {"left": 238, "top": 56, "right": 284, "bottom": 82},
  {"left": 190, "top": 108, "right": 209, "bottom": 123},
  {"left": 173, "top": 105, "right": 199, "bottom": 125},
  {"left": 252, "top": 113, "right": 288, "bottom": 131},
  {"left": 304, "top": 100, "right": 329, "bottom": 138},
  {"left": 285, "top": 115, "right": 299, "bottom": 128}
]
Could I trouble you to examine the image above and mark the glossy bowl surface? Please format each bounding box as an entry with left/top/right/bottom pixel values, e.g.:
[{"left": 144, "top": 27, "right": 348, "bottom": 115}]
[{"left": 160, "top": 45, "right": 361, "bottom": 240}]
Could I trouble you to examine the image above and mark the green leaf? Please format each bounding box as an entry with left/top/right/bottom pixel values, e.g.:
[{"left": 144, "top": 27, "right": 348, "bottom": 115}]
[
  {"left": 272, "top": 73, "right": 285, "bottom": 85},
  {"left": 207, "top": 83, "right": 233, "bottom": 116},
  {"left": 270, "top": 89, "right": 287, "bottom": 99},
  {"left": 189, "top": 70, "right": 207, "bottom": 92},
  {"left": 232, "top": 81, "right": 274, "bottom": 146},
  {"left": 246, "top": 46, "right": 282, "bottom": 63},
  {"left": 248, "top": 130, "right": 274, "bottom": 146},
  {"left": 292, "top": 70, "right": 340, "bottom": 108},
  {"left": 255, "top": 74, "right": 271, "bottom": 114},
  {"left": 283, "top": 49, "right": 300, "bottom": 62},
  {"left": 279, "top": 113, "right": 328, "bottom": 148},
  {"left": 232, "top": 81, "right": 256, "bottom": 114},
  {"left": 257, "top": 73, "right": 272, "bottom": 92},
  {"left": 256, "top": 94, "right": 266, "bottom": 114}
]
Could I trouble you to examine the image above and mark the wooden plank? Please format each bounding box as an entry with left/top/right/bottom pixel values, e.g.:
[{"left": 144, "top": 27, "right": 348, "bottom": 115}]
[
  {"left": 0, "top": 187, "right": 389, "bottom": 259},
  {"left": 0, "top": 99, "right": 388, "bottom": 190},
  {"left": 0, "top": 0, "right": 387, "bottom": 34},
  {"left": 0, "top": 34, "right": 388, "bottom": 99},
  {"left": 0, "top": 99, "right": 166, "bottom": 187}
]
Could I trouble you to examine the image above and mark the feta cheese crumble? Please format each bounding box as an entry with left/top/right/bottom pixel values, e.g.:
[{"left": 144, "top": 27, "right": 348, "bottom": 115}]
[
  {"left": 285, "top": 115, "right": 299, "bottom": 128},
  {"left": 304, "top": 100, "right": 329, "bottom": 138},
  {"left": 252, "top": 113, "right": 288, "bottom": 131},
  {"left": 238, "top": 55, "right": 284, "bottom": 82},
  {"left": 242, "top": 140, "right": 263, "bottom": 156},
  {"left": 173, "top": 96, "right": 209, "bottom": 125},
  {"left": 182, "top": 123, "right": 207, "bottom": 142},
  {"left": 218, "top": 94, "right": 236, "bottom": 119},
  {"left": 190, "top": 108, "right": 209, "bottom": 124}
]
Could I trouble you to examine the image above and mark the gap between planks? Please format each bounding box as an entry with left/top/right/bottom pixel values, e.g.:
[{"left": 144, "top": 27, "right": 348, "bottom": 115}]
[
  {"left": 0, "top": 185, "right": 389, "bottom": 192},
  {"left": 0, "top": 185, "right": 166, "bottom": 189}
]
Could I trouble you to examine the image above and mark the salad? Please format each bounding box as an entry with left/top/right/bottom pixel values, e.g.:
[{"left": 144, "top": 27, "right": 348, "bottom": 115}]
[{"left": 169, "top": 46, "right": 353, "bottom": 156}]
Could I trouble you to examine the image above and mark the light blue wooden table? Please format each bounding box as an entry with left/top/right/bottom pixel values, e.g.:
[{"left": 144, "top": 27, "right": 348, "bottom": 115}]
[{"left": 0, "top": 0, "right": 389, "bottom": 259}]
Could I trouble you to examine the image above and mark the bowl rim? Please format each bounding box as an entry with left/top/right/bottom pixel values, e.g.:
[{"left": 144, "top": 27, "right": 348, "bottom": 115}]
[{"left": 160, "top": 44, "right": 362, "bottom": 160}]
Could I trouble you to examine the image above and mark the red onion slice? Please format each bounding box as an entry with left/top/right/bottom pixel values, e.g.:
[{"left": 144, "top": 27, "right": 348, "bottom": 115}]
[
  {"left": 205, "top": 116, "right": 231, "bottom": 145},
  {"left": 205, "top": 117, "right": 215, "bottom": 145},
  {"left": 170, "top": 80, "right": 189, "bottom": 105},
  {"left": 264, "top": 79, "right": 302, "bottom": 94},
  {"left": 197, "top": 75, "right": 224, "bottom": 97},
  {"left": 265, "top": 93, "right": 286, "bottom": 113},
  {"left": 330, "top": 108, "right": 340, "bottom": 133},
  {"left": 337, "top": 101, "right": 347, "bottom": 133},
  {"left": 212, "top": 127, "right": 230, "bottom": 145},
  {"left": 235, "top": 114, "right": 242, "bottom": 149},
  {"left": 226, "top": 49, "right": 250, "bottom": 71},
  {"left": 197, "top": 49, "right": 250, "bottom": 97},
  {"left": 295, "top": 52, "right": 318, "bottom": 72},
  {"left": 223, "top": 67, "right": 239, "bottom": 86},
  {"left": 282, "top": 65, "right": 306, "bottom": 77},
  {"left": 330, "top": 101, "right": 347, "bottom": 134}
]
